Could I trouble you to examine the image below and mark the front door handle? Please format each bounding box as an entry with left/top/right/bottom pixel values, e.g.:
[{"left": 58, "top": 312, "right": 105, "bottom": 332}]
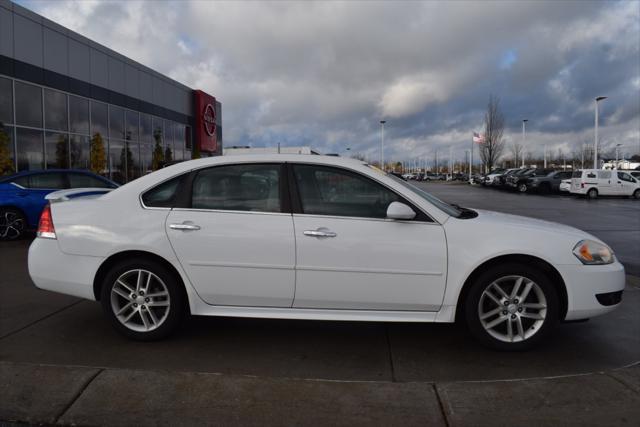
[
  {"left": 169, "top": 223, "right": 201, "bottom": 231},
  {"left": 304, "top": 228, "right": 337, "bottom": 238}
]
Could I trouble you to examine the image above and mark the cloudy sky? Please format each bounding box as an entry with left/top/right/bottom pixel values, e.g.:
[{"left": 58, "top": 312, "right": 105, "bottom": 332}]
[{"left": 20, "top": 0, "right": 640, "bottom": 164}]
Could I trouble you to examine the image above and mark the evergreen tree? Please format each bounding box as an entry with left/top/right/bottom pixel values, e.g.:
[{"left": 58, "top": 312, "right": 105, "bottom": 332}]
[{"left": 152, "top": 130, "right": 164, "bottom": 170}]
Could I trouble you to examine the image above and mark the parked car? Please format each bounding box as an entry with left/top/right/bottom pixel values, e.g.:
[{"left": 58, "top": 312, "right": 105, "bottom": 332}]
[
  {"left": 493, "top": 168, "right": 520, "bottom": 187},
  {"left": 559, "top": 179, "right": 571, "bottom": 193},
  {"left": 570, "top": 169, "right": 640, "bottom": 199},
  {"left": 629, "top": 171, "right": 640, "bottom": 180},
  {"left": 28, "top": 155, "right": 625, "bottom": 350},
  {"left": 0, "top": 169, "right": 117, "bottom": 240},
  {"left": 527, "top": 171, "right": 574, "bottom": 194},
  {"left": 503, "top": 168, "right": 532, "bottom": 189},
  {"left": 482, "top": 169, "right": 506, "bottom": 186},
  {"left": 507, "top": 169, "right": 555, "bottom": 193}
]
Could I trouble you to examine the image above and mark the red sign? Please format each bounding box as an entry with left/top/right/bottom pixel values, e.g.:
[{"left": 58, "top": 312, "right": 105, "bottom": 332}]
[{"left": 193, "top": 90, "right": 218, "bottom": 153}]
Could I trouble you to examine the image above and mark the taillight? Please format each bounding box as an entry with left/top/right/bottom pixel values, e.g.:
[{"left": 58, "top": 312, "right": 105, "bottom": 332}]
[{"left": 37, "top": 204, "right": 56, "bottom": 239}]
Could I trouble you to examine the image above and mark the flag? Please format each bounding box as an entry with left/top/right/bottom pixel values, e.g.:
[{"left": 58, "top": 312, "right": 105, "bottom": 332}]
[{"left": 473, "top": 132, "right": 485, "bottom": 143}]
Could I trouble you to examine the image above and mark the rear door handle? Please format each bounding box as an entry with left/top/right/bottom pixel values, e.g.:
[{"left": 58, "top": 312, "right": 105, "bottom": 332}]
[
  {"left": 169, "top": 223, "right": 201, "bottom": 231},
  {"left": 304, "top": 228, "right": 337, "bottom": 238}
]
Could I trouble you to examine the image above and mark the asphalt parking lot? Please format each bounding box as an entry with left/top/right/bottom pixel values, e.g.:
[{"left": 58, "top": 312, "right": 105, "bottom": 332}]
[{"left": 1, "top": 182, "right": 639, "bottom": 425}]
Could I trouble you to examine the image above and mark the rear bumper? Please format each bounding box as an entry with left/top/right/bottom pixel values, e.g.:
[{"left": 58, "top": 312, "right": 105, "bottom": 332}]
[
  {"left": 28, "top": 238, "right": 103, "bottom": 300},
  {"left": 556, "top": 262, "right": 626, "bottom": 321}
]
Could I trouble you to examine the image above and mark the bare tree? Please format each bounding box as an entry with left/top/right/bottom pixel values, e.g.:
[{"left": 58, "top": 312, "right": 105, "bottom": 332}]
[
  {"left": 479, "top": 95, "right": 506, "bottom": 172},
  {"left": 509, "top": 141, "right": 523, "bottom": 167}
]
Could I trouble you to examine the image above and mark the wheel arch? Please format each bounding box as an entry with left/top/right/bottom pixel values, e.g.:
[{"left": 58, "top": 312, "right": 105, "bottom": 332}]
[
  {"left": 454, "top": 254, "right": 568, "bottom": 322},
  {"left": 93, "top": 250, "right": 189, "bottom": 308}
]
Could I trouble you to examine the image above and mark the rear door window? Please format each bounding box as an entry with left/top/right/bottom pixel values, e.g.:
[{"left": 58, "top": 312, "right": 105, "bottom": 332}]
[
  {"left": 191, "top": 164, "right": 282, "bottom": 213},
  {"left": 28, "top": 172, "right": 67, "bottom": 189}
]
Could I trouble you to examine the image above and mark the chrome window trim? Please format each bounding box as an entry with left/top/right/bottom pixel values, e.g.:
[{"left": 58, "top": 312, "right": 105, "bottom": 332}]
[
  {"left": 291, "top": 212, "right": 439, "bottom": 225},
  {"left": 9, "top": 182, "right": 25, "bottom": 190},
  {"left": 171, "top": 207, "right": 290, "bottom": 217}
]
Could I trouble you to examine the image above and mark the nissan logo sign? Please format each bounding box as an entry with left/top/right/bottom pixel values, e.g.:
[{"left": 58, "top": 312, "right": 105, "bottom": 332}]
[{"left": 203, "top": 103, "right": 216, "bottom": 136}]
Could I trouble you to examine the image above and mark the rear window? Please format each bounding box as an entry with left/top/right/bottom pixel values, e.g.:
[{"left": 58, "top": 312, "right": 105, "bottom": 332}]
[
  {"left": 68, "top": 173, "right": 112, "bottom": 189},
  {"left": 141, "top": 176, "right": 183, "bottom": 208},
  {"left": 28, "top": 173, "right": 67, "bottom": 189},
  {"left": 572, "top": 171, "right": 582, "bottom": 178}
]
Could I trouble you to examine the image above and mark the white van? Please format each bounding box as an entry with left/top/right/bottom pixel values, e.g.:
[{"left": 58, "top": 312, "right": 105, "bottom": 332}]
[{"left": 570, "top": 169, "right": 640, "bottom": 199}]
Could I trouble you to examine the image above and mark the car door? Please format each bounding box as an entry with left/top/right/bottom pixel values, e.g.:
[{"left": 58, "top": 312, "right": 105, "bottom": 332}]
[
  {"left": 165, "top": 163, "right": 296, "bottom": 307},
  {"left": 290, "top": 163, "right": 447, "bottom": 311},
  {"left": 617, "top": 172, "right": 638, "bottom": 196},
  {"left": 597, "top": 170, "right": 613, "bottom": 195}
]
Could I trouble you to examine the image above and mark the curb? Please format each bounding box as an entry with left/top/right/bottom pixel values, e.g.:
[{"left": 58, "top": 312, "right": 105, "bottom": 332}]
[{"left": 1, "top": 361, "right": 639, "bottom": 426}]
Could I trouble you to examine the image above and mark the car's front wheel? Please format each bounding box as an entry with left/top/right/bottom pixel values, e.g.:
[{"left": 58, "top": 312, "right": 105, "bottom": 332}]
[
  {"left": 0, "top": 207, "right": 26, "bottom": 241},
  {"left": 464, "top": 263, "right": 559, "bottom": 351},
  {"left": 100, "top": 258, "right": 185, "bottom": 340},
  {"left": 587, "top": 188, "right": 598, "bottom": 199},
  {"left": 633, "top": 189, "right": 640, "bottom": 200},
  {"left": 518, "top": 183, "right": 528, "bottom": 193}
]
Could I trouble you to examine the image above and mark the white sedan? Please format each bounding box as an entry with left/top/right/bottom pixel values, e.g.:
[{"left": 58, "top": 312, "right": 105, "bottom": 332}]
[{"left": 28, "top": 155, "right": 625, "bottom": 350}]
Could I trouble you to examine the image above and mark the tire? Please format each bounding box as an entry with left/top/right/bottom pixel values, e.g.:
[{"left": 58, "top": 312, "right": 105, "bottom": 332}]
[
  {"left": 463, "top": 263, "right": 559, "bottom": 351},
  {"left": 100, "top": 258, "right": 186, "bottom": 341},
  {"left": 633, "top": 189, "right": 640, "bottom": 200},
  {"left": 518, "top": 183, "right": 528, "bottom": 193},
  {"left": 0, "top": 207, "right": 26, "bottom": 241},
  {"left": 587, "top": 188, "right": 598, "bottom": 199}
]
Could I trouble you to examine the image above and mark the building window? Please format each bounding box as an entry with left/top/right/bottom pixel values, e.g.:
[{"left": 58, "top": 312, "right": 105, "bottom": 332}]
[
  {"left": 70, "top": 134, "right": 90, "bottom": 170},
  {"left": 69, "top": 96, "right": 89, "bottom": 135},
  {"left": 152, "top": 117, "right": 163, "bottom": 146},
  {"left": 140, "top": 113, "right": 152, "bottom": 143},
  {"left": 44, "top": 89, "right": 68, "bottom": 132},
  {"left": 45, "top": 132, "right": 69, "bottom": 169},
  {"left": 90, "top": 101, "right": 108, "bottom": 139},
  {"left": 163, "top": 119, "right": 174, "bottom": 162},
  {"left": 109, "top": 105, "right": 125, "bottom": 140},
  {"left": 0, "top": 125, "right": 15, "bottom": 175},
  {"left": 15, "top": 82, "right": 43, "bottom": 128},
  {"left": 125, "top": 110, "right": 139, "bottom": 142},
  {"left": 107, "top": 138, "right": 125, "bottom": 184},
  {"left": 0, "top": 77, "right": 13, "bottom": 126},
  {"left": 16, "top": 128, "right": 44, "bottom": 171},
  {"left": 140, "top": 142, "right": 153, "bottom": 176}
]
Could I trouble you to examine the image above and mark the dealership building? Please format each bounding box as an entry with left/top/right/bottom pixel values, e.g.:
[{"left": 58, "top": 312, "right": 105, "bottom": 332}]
[{"left": 0, "top": 0, "right": 222, "bottom": 183}]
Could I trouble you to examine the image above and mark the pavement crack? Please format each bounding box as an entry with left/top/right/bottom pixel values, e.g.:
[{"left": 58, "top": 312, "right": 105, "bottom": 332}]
[
  {"left": 385, "top": 325, "right": 396, "bottom": 382},
  {"left": 604, "top": 372, "right": 639, "bottom": 395},
  {"left": 53, "top": 368, "right": 104, "bottom": 424},
  {"left": 432, "top": 384, "right": 451, "bottom": 427},
  {"left": 0, "top": 300, "right": 84, "bottom": 341}
]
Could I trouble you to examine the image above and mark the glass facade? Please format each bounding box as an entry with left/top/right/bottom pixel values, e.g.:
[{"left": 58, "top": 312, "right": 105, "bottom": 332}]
[{"left": 0, "top": 76, "right": 192, "bottom": 182}]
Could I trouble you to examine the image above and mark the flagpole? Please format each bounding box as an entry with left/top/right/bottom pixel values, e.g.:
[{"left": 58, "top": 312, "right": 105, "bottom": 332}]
[{"left": 470, "top": 135, "right": 474, "bottom": 183}]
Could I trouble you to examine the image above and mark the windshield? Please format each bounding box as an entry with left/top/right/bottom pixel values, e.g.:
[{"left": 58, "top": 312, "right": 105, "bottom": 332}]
[{"left": 386, "top": 172, "right": 463, "bottom": 217}]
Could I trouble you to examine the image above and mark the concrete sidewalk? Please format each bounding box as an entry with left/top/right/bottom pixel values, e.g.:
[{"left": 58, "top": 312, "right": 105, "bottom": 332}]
[{"left": 2, "top": 361, "right": 639, "bottom": 426}]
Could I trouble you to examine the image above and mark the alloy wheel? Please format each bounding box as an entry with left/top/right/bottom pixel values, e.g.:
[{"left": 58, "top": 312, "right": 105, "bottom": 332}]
[
  {"left": 0, "top": 210, "right": 25, "bottom": 240},
  {"left": 110, "top": 269, "right": 171, "bottom": 332},
  {"left": 477, "top": 275, "right": 547, "bottom": 343}
]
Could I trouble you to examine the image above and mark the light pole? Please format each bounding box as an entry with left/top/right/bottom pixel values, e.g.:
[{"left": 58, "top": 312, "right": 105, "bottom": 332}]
[
  {"left": 379, "top": 120, "right": 386, "bottom": 171},
  {"left": 543, "top": 145, "right": 547, "bottom": 168},
  {"left": 594, "top": 96, "right": 607, "bottom": 169},
  {"left": 615, "top": 143, "right": 622, "bottom": 168},
  {"left": 521, "top": 119, "right": 528, "bottom": 167}
]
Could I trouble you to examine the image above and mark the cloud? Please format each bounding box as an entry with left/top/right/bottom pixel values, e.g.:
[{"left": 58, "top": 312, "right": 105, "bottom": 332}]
[{"left": 20, "top": 0, "right": 640, "bottom": 161}]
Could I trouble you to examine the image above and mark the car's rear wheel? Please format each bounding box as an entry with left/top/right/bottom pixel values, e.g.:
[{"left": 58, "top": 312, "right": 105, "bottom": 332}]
[
  {"left": 633, "top": 189, "right": 640, "bottom": 199},
  {"left": 100, "top": 258, "right": 185, "bottom": 340},
  {"left": 587, "top": 188, "right": 598, "bottom": 199},
  {"left": 518, "top": 183, "right": 528, "bottom": 193},
  {"left": 0, "top": 208, "right": 26, "bottom": 241},
  {"left": 464, "top": 263, "right": 559, "bottom": 351}
]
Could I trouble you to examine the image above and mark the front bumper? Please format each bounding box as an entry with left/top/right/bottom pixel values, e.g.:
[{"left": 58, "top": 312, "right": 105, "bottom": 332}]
[
  {"left": 28, "top": 238, "right": 103, "bottom": 300},
  {"left": 556, "top": 261, "right": 626, "bottom": 321}
]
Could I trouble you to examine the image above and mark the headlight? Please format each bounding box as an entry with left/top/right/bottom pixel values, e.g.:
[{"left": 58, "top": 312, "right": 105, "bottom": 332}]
[{"left": 572, "top": 240, "right": 614, "bottom": 265}]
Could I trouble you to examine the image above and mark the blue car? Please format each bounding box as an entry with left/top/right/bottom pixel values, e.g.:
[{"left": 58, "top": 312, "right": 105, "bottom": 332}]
[{"left": 0, "top": 169, "right": 118, "bottom": 240}]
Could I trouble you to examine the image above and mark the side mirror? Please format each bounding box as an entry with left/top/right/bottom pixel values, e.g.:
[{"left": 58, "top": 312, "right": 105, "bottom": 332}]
[{"left": 386, "top": 202, "right": 416, "bottom": 220}]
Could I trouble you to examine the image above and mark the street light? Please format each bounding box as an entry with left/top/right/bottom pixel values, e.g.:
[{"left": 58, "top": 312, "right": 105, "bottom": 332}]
[
  {"left": 615, "top": 143, "right": 622, "bottom": 168},
  {"left": 379, "top": 120, "right": 386, "bottom": 171},
  {"left": 521, "top": 119, "right": 528, "bottom": 167},
  {"left": 594, "top": 96, "right": 607, "bottom": 169}
]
